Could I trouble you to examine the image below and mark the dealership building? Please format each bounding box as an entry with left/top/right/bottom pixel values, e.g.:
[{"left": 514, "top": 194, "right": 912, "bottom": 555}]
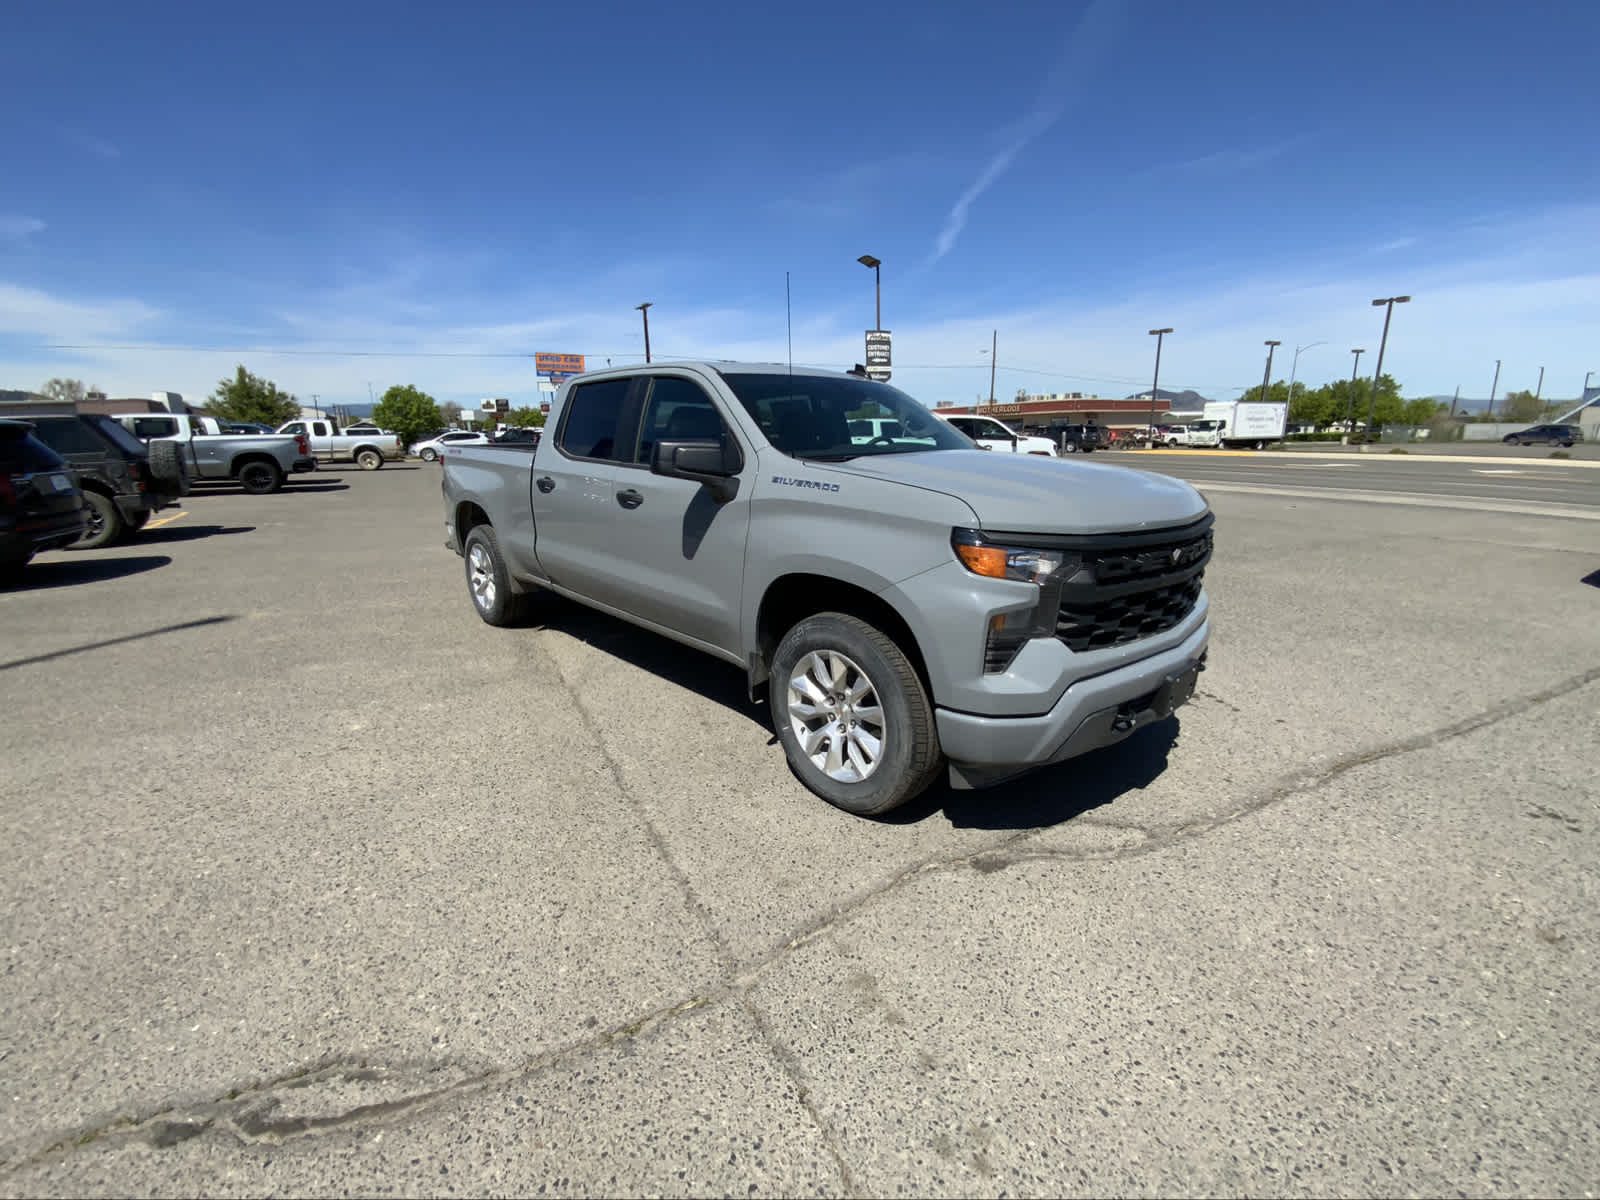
[{"left": 933, "top": 392, "right": 1198, "bottom": 434}]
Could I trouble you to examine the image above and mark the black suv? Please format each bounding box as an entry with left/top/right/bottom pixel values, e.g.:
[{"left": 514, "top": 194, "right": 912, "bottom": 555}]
[
  {"left": 0, "top": 405, "right": 187, "bottom": 547},
  {"left": 1502, "top": 424, "right": 1584, "bottom": 447},
  {"left": 1, "top": 420, "right": 89, "bottom": 577},
  {"left": 1050, "top": 422, "right": 1105, "bottom": 454}
]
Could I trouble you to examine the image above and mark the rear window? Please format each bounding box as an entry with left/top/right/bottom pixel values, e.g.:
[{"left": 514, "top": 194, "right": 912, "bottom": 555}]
[
  {"left": 87, "top": 415, "right": 148, "bottom": 455},
  {"left": 0, "top": 430, "right": 66, "bottom": 473},
  {"left": 558, "top": 378, "right": 631, "bottom": 461},
  {"left": 28, "top": 416, "right": 108, "bottom": 456}
]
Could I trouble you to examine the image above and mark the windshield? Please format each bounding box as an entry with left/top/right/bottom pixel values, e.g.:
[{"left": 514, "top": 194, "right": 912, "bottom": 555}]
[{"left": 718, "top": 373, "right": 971, "bottom": 460}]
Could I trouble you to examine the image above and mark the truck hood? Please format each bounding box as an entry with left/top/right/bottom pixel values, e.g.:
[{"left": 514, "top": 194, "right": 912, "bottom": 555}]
[{"left": 831, "top": 450, "right": 1208, "bottom": 534}]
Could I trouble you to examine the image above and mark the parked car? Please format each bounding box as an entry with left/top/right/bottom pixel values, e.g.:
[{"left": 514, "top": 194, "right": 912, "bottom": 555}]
[
  {"left": 412, "top": 430, "right": 490, "bottom": 461},
  {"left": 219, "top": 421, "right": 275, "bottom": 435},
  {"left": 0, "top": 402, "right": 187, "bottom": 547},
  {"left": 442, "top": 362, "right": 1211, "bottom": 816},
  {"left": 341, "top": 423, "right": 389, "bottom": 436},
  {"left": 114, "top": 412, "right": 314, "bottom": 494},
  {"left": 275, "top": 418, "right": 404, "bottom": 469},
  {"left": 0, "top": 420, "right": 89, "bottom": 577},
  {"left": 931, "top": 412, "right": 1058, "bottom": 456},
  {"left": 1050, "top": 422, "right": 1105, "bottom": 454},
  {"left": 492, "top": 427, "right": 541, "bottom": 446},
  {"left": 1503, "top": 424, "right": 1583, "bottom": 447}
]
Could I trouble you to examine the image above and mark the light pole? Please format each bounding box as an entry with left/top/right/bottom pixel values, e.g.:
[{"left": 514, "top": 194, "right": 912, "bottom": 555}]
[
  {"left": 1365, "top": 296, "right": 1409, "bottom": 436},
  {"left": 635, "top": 302, "right": 653, "bottom": 364},
  {"left": 1535, "top": 365, "right": 1544, "bottom": 401},
  {"left": 1344, "top": 349, "right": 1365, "bottom": 429},
  {"left": 1148, "top": 327, "right": 1172, "bottom": 445},
  {"left": 857, "top": 255, "right": 881, "bottom": 331},
  {"left": 988, "top": 329, "right": 997, "bottom": 406},
  {"left": 1286, "top": 341, "right": 1325, "bottom": 427},
  {"left": 1260, "top": 340, "right": 1281, "bottom": 406},
  {"left": 1487, "top": 358, "right": 1501, "bottom": 419}
]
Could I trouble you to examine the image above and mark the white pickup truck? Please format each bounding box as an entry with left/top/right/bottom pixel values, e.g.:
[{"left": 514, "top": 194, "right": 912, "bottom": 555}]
[
  {"left": 114, "top": 412, "right": 315, "bottom": 493},
  {"left": 275, "top": 418, "right": 404, "bottom": 469}
]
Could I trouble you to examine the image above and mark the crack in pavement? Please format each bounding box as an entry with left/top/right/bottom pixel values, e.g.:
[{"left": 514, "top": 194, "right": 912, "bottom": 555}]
[{"left": 8, "top": 660, "right": 1596, "bottom": 1182}]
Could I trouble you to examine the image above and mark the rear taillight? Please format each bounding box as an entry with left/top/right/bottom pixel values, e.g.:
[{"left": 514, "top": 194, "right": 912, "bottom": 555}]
[{"left": 296, "top": 435, "right": 310, "bottom": 456}]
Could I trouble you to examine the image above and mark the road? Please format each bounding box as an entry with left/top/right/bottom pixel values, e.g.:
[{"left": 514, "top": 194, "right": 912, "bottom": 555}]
[
  {"left": 2, "top": 462, "right": 1597, "bottom": 1197},
  {"left": 1126, "top": 449, "right": 1600, "bottom": 519}
]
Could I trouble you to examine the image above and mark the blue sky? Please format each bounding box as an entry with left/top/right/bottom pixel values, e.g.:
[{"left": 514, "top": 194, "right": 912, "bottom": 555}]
[{"left": 2, "top": 0, "right": 1597, "bottom": 412}]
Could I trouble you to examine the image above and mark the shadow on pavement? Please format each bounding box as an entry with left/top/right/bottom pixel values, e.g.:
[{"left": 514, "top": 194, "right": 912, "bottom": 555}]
[
  {"left": 542, "top": 595, "right": 1182, "bottom": 831},
  {"left": 134, "top": 524, "right": 255, "bottom": 544},
  {"left": 5, "top": 554, "right": 173, "bottom": 593},
  {"left": 0, "top": 613, "right": 237, "bottom": 672}
]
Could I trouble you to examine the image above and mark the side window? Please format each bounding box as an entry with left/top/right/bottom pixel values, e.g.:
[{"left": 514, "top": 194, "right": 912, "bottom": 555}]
[
  {"left": 281, "top": 422, "right": 306, "bottom": 435},
  {"left": 947, "top": 418, "right": 972, "bottom": 436},
  {"left": 30, "top": 418, "right": 103, "bottom": 455},
  {"left": 132, "top": 417, "right": 178, "bottom": 439},
  {"left": 634, "top": 376, "right": 729, "bottom": 465},
  {"left": 558, "top": 378, "right": 631, "bottom": 461},
  {"left": 312, "top": 422, "right": 330, "bottom": 437}
]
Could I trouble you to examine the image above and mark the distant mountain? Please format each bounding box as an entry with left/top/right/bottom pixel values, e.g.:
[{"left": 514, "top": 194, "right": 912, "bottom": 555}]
[{"left": 1125, "top": 387, "right": 1209, "bottom": 408}]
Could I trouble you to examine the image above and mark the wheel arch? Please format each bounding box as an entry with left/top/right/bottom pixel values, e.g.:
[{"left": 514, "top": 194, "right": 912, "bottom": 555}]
[{"left": 751, "top": 573, "right": 932, "bottom": 704}]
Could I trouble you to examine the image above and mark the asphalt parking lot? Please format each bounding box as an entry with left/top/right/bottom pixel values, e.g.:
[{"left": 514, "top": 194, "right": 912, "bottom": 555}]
[{"left": 3, "top": 458, "right": 1598, "bottom": 1197}]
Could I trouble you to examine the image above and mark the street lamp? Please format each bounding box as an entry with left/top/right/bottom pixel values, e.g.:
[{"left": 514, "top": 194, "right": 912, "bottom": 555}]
[
  {"left": 987, "top": 330, "right": 997, "bottom": 406},
  {"left": 1148, "top": 328, "right": 1173, "bottom": 445},
  {"left": 635, "top": 301, "right": 653, "bottom": 364},
  {"left": 857, "top": 255, "right": 882, "bottom": 331},
  {"left": 1286, "top": 341, "right": 1326, "bottom": 427},
  {"left": 1345, "top": 349, "right": 1365, "bottom": 430},
  {"left": 1365, "top": 296, "right": 1409, "bottom": 436},
  {"left": 1260, "top": 340, "right": 1281, "bottom": 406}
]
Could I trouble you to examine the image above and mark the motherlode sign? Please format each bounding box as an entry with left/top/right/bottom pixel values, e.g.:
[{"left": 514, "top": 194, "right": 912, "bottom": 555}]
[{"left": 535, "top": 352, "right": 586, "bottom": 385}]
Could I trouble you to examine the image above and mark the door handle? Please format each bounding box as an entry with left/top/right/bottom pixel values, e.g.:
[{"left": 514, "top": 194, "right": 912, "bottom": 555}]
[
  {"left": 616, "top": 489, "right": 643, "bottom": 509},
  {"left": 536, "top": 476, "right": 555, "bottom": 493}
]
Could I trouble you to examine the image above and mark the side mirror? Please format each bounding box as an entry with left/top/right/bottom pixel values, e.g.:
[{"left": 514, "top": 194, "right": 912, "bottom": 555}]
[{"left": 651, "top": 439, "right": 740, "bottom": 503}]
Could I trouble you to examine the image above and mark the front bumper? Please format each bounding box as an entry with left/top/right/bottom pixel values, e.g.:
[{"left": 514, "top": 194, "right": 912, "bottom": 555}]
[{"left": 937, "top": 620, "right": 1209, "bottom": 789}]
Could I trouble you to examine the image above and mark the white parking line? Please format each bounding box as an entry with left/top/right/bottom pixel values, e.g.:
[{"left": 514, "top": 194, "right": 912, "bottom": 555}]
[{"left": 1474, "top": 469, "right": 1524, "bottom": 475}]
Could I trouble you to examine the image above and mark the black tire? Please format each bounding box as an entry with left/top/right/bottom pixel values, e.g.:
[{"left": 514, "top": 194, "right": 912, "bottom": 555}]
[
  {"left": 125, "top": 510, "right": 151, "bottom": 532},
  {"left": 356, "top": 447, "right": 383, "bottom": 470},
  {"left": 769, "top": 612, "right": 942, "bottom": 816},
  {"left": 237, "top": 460, "right": 284, "bottom": 494},
  {"left": 146, "top": 440, "right": 185, "bottom": 487},
  {"left": 420, "top": 447, "right": 439, "bottom": 462},
  {"left": 463, "top": 526, "right": 529, "bottom": 627},
  {"left": 1064, "top": 441, "right": 1078, "bottom": 454},
  {"left": 69, "top": 490, "right": 125, "bottom": 549}
]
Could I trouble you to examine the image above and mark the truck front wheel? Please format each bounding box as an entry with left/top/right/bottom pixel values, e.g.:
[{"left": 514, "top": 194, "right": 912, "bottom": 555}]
[
  {"left": 769, "top": 613, "right": 943, "bottom": 816},
  {"left": 356, "top": 448, "right": 383, "bottom": 470}
]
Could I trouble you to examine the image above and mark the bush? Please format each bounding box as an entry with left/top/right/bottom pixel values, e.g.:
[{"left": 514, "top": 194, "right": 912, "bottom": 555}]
[
  {"left": 1388, "top": 447, "right": 1409, "bottom": 454},
  {"left": 1550, "top": 450, "right": 1571, "bottom": 459},
  {"left": 1286, "top": 432, "right": 1347, "bottom": 442}
]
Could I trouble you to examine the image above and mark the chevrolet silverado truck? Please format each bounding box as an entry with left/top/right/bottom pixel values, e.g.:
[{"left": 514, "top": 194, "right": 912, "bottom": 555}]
[
  {"left": 441, "top": 362, "right": 1212, "bottom": 815},
  {"left": 114, "top": 412, "right": 314, "bottom": 494},
  {"left": 275, "top": 417, "right": 404, "bottom": 469}
]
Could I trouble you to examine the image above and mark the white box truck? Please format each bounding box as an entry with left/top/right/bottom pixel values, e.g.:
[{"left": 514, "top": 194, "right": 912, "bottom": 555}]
[{"left": 1204, "top": 401, "right": 1287, "bottom": 449}]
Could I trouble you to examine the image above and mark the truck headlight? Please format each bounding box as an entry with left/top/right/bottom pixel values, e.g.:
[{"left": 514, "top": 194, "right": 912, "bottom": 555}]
[
  {"left": 952, "top": 530, "right": 1080, "bottom": 673},
  {"left": 951, "top": 530, "right": 1077, "bottom": 586}
]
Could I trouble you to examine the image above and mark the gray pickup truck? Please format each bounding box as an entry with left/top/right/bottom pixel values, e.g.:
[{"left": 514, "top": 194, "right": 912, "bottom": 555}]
[
  {"left": 114, "top": 412, "right": 314, "bottom": 494},
  {"left": 441, "top": 362, "right": 1212, "bottom": 815}
]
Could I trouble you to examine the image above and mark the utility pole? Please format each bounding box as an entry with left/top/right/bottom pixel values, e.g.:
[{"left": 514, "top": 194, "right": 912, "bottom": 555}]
[
  {"left": 1535, "top": 365, "right": 1544, "bottom": 400},
  {"left": 1487, "top": 359, "right": 1501, "bottom": 419},
  {"left": 988, "top": 329, "right": 997, "bottom": 407},
  {"left": 1449, "top": 385, "right": 1460, "bottom": 418},
  {"left": 1148, "top": 328, "right": 1173, "bottom": 445},
  {"left": 1365, "top": 296, "right": 1409, "bottom": 436},
  {"left": 1345, "top": 348, "right": 1365, "bottom": 429},
  {"left": 636, "top": 302, "right": 653, "bottom": 363},
  {"left": 1260, "top": 340, "right": 1281, "bottom": 406}
]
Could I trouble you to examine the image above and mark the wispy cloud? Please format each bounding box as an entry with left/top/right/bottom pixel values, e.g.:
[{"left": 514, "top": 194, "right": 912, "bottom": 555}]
[
  {"left": 1374, "top": 236, "right": 1418, "bottom": 253},
  {"left": 932, "top": 0, "right": 1124, "bottom": 262},
  {"left": 63, "top": 130, "right": 121, "bottom": 161},
  {"left": 0, "top": 281, "right": 160, "bottom": 339},
  {"left": 0, "top": 216, "right": 46, "bottom": 239},
  {"left": 1156, "top": 134, "right": 1311, "bottom": 176}
]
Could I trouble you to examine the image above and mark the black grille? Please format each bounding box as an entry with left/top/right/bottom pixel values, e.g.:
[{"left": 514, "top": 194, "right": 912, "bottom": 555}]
[{"left": 1053, "top": 524, "right": 1211, "bottom": 653}]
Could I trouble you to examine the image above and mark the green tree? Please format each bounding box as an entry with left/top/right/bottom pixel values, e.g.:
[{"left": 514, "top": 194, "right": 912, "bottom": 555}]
[
  {"left": 505, "top": 406, "right": 546, "bottom": 428},
  {"left": 372, "top": 384, "right": 443, "bottom": 449},
  {"left": 209, "top": 365, "right": 300, "bottom": 426},
  {"left": 1497, "top": 389, "right": 1542, "bottom": 423},
  {"left": 39, "top": 377, "right": 94, "bottom": 405},
  {"left": 1402, "top": 396, "right": 1442, "bottom": 425}
]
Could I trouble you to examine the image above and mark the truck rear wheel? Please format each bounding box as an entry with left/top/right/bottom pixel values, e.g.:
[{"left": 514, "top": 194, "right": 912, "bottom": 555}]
[
  {"left": 463, "top": 526, "right": 529, "bottom": 626},
  {"left": 237, "top": 460, "right": 284, "bottom": 494},
  {"left": 769, "top": 613, "right": 942, "bottom": 816},
  {"left": 70, "top": 490, "right": 124, "bottom": 549},
  {"left": 356, "top": 448, "right": 383, "bottom": 470}
]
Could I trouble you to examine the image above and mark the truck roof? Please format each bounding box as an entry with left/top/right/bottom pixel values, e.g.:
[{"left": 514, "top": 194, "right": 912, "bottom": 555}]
[{"left": 574, "top": 360, "right": 862, "bottom": 381}]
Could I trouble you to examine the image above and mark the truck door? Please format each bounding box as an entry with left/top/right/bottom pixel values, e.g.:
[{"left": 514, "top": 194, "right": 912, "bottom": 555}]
[
  {"left": 529, "top": 376, "right": 633, "bottom": 599},
  {"left": 584, "top": 373, "right": 752, "bottom": 653}
]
